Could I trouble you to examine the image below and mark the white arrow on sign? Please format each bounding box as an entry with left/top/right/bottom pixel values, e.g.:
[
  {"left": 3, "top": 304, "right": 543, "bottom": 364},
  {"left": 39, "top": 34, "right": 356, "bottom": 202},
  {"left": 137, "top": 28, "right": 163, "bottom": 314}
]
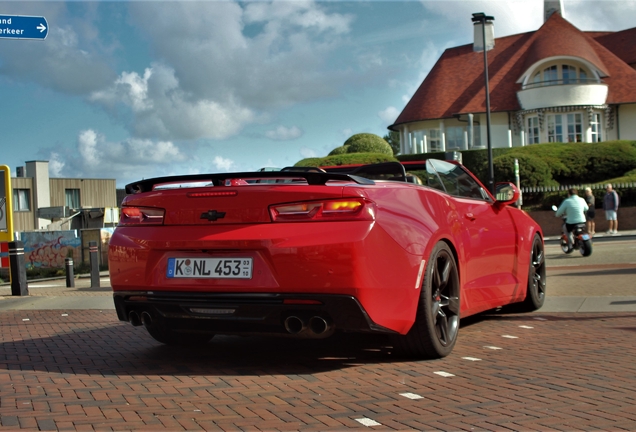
[{"left": 37, "top": 23, "right": 46, "bottom": 33}]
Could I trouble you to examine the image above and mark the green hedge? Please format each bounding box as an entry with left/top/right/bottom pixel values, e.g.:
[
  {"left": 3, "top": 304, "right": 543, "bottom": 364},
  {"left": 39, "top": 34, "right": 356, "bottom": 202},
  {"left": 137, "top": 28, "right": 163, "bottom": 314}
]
[
  {"left": 296, "top": 140, "right": 636, "bottom": 208},
  {"left": 295, "top": 152, "right": 397, "bottom": 167},
  {"left": 397, "top": 140, "right": 636, "bottom": 187}
]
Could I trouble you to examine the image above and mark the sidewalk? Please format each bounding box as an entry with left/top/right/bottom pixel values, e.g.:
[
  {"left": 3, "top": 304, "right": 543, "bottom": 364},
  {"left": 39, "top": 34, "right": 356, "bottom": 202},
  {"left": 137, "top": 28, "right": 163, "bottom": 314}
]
[
  {"left": 543, "top": 228, "right": 636, "bottom": 242},
  {"left": 1, "top": 270, "right": 636, "bottom": 313}
]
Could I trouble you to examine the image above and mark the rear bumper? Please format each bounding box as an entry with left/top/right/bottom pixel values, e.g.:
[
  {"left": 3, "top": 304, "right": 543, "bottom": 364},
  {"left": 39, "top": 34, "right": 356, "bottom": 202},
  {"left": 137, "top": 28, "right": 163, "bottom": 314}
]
[{"left": 114, "top": 291, "right": 397, "bottom": 337}]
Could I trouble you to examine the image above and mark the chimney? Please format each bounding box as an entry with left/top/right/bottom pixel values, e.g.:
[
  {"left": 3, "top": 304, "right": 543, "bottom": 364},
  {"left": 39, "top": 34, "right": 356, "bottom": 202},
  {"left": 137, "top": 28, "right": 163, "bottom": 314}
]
[{"left": 544, "top": 0, "right": 564, "bottom": 21}]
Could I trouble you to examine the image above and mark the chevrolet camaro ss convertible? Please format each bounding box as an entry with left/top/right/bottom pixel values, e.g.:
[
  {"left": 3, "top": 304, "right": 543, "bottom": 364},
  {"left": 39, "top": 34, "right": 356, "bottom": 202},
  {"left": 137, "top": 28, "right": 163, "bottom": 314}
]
[{"left": 109, "top": 159, "right": 546, "bottom": 359}]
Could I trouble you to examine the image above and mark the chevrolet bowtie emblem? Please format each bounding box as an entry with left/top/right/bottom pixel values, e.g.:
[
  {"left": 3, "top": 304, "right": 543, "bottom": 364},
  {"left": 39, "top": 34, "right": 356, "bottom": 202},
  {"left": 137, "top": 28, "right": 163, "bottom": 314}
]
[{"left": 200, "top": 210, "right": 226, "bottom": 222}]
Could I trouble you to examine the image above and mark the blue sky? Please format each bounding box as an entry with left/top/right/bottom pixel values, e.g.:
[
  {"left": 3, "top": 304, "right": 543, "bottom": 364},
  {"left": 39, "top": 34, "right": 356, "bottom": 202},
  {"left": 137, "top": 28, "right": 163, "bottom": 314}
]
[{"left": 1, "top": 0, "right": 635, "bottom": 187}]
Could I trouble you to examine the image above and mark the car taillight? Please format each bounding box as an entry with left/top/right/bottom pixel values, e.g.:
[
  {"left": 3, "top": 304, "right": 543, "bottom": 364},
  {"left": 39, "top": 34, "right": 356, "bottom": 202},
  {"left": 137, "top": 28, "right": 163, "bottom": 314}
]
[
  {"left": 269, "top": 198, "right": 375, "bottom": 222},
  {"left": 119, "top": 206, "right": 165, "bottom": 225}
]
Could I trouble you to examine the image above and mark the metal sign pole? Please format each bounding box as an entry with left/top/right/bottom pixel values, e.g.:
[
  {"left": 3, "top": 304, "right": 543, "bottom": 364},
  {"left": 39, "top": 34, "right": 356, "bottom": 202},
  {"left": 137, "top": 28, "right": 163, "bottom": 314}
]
[{"left": 9, "top": 241, "right": 28, "bottom": 296}]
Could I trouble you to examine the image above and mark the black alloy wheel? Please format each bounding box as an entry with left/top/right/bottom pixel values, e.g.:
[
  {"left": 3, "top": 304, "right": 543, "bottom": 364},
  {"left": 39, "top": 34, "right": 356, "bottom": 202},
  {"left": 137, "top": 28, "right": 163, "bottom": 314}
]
[
  {"left": 392, "top": 241, "right": 460, "bottom": 359},
  {"left": 520, "top": 234, "right": 547, "bottom": 311}
]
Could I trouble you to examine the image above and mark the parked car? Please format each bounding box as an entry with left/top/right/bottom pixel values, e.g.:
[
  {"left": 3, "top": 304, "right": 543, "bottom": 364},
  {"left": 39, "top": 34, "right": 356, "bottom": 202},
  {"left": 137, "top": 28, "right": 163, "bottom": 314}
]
[{"left": 109, "top": 159, "right": 546, "bottom": 358}]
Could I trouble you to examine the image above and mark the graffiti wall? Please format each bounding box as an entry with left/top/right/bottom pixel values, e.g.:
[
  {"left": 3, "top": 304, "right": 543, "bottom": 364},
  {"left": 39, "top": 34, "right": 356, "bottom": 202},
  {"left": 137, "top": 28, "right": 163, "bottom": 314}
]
[{"left": 20, "top": 231, "right": 82, "bottom": 269}]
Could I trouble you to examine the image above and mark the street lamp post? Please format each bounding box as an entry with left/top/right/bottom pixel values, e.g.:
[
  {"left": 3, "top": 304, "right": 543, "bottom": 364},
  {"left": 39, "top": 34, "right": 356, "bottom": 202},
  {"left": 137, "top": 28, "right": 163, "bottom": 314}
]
[{"left": 472, "top": 12, "right": 495, "bottom": 195}]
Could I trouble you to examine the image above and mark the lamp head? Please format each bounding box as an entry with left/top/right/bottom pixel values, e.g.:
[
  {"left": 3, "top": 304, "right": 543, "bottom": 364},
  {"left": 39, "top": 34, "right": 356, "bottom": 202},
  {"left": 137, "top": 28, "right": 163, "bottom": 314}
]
[{"left": 472, "top": 12, "right": 494, "bottom": 22}]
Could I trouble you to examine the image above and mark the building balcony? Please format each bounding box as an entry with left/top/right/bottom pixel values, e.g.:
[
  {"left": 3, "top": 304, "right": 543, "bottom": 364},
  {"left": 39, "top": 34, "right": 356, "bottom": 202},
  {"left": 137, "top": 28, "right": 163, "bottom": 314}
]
[{"left": 517, "top": 80, "right": 608, "bottom": 110}]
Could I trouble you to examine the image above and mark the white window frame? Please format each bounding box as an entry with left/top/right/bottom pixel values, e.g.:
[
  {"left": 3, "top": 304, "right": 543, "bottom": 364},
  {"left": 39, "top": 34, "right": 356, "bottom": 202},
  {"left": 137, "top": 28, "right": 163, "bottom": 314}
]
[
  {"left": 13, "top": 189, "right": 31, "bottom": 212},
  {"left": 566, "top": 113, "right": 583, "bottom": 142},
  {"left": 547, "top": 114, "right": 563, "bottom": 142},
  {"left": 527, "top": 116, "right": 540, "bottom": 144},
  {"left": 428, "top": 129, "right": 442, "bottom": 152},
  {"left": 65, "top": 189, "right": 81, "bottom": 209},
  {"left": 445, "top": 126, "right": 464, "bottom": 150},
  {"left": 590, "top": 112, "right": 602, "bottom": 143}
]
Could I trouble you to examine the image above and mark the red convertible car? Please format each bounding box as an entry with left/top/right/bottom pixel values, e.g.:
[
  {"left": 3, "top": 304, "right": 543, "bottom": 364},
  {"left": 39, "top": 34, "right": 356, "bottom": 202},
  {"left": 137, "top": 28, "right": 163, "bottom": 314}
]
[{"left": 109, "top": 159, "right": 546, "bottom": 358}]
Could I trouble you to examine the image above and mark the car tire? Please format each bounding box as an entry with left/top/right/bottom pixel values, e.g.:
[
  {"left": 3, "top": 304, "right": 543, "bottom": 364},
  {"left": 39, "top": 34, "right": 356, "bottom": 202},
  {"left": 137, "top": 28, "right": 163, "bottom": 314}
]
[
  {"left": 391, "top": 241, "right": 460, "bottom": 359},
  {"left": 518, "top": 234, "right": 546, "bottom": 312}
]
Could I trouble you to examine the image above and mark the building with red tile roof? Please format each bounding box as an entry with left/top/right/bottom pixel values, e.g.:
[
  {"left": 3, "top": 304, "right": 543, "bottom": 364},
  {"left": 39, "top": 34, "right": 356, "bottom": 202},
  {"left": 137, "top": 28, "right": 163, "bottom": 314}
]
[{"left": 389, "top": 8, "right": 636, "bottom": 156}]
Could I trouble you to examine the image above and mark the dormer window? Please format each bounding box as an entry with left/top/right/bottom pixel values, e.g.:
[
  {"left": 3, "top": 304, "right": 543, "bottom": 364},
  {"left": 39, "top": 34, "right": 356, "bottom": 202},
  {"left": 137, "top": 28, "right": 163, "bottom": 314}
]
[
  {"left": 544, "top": 65, "right": 557, "bottom": 84},
  {"left": 527, "top": 63, "right": 594, "bottom": 88}
]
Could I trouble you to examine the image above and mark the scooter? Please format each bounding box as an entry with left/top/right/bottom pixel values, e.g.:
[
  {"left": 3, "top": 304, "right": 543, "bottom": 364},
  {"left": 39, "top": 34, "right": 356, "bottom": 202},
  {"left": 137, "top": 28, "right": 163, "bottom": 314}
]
[{"left": 551, "top": 205, "right": 593, "bottom": 257}]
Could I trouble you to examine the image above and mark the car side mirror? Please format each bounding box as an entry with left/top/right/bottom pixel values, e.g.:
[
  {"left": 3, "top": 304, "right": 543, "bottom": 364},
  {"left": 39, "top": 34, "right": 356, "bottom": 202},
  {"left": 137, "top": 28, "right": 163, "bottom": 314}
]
[{"left": 494, "top": 182, "right": 520, "bottom": 206}]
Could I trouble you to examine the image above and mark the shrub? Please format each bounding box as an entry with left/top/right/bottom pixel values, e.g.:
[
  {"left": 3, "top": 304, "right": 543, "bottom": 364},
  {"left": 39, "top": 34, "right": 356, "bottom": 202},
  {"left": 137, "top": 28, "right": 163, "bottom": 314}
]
[
  {"left": 343, "top": 133, "right": 393, "bottom": 155},
  {"left": 295, "top": 153, "right": 397, "bottom": 167},
  {"left": 493, "top": 154, "right": 556, "bottom": 187},
  {"left": 328, "top": 146, "right": 348, "bottom": 156}
]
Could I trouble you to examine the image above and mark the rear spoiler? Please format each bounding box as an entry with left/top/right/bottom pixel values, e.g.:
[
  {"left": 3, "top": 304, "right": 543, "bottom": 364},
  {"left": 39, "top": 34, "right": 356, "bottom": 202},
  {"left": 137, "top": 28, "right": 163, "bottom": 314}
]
[{"left": 125, "top": 171, "right": 374, "bottom": 194}]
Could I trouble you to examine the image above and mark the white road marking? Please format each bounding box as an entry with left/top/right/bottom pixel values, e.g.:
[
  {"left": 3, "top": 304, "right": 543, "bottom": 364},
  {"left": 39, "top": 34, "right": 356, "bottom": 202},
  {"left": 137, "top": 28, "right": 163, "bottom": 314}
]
[
  {"left": 484, "top": 346, "right": 502, "bottom": 350},
  {"left": 519, "top": 325, "right": 534, "bottom": 329},
  {"left": 434, "top": 371, "right": 455, "bottom": 377},
  {"left": 501, "top": 335, "right": 518, "bottom": 339},
  {"left": 462, "top": 357, "right": 481, "bottom": 361},
  {"left": 534, "top": 317, "right": 548, "bottom": 321},
  {"left": 355, "top": 418, "right": 381, "bottom": 427},
  {"left": 400, "top": 392, "right": 423, "bottom": 400}
]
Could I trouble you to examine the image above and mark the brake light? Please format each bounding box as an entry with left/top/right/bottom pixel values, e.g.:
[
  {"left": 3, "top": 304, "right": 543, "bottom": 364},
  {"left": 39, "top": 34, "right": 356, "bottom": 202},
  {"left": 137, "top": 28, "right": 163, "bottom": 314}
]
[
  {"left": 187, "top": 191, "right": 238, "bottom": 198},
  {"left": 269, "top": 198, "right": 375, "bottom": 222},
  {"left": 119, "top": 206, "right": 165, "bottom": 226}
]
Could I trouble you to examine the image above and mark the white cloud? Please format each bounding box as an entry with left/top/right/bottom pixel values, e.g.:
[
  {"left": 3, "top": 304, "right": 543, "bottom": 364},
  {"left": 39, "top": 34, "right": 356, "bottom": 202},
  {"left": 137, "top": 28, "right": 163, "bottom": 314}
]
[
  {"left": 340, "top": 128, "right": 353, "bottom": 139},
  {"left": 564, "top": 1, "right": 636, "bottom": 31},
  {"left": 378, "top": 107, "right": 400, "bottom": 125},
  {"left": 49, "top": 153, "right": 65, "bottom": 178},
  {"left": 128, "top": 1, "right": 354, "bottom": 110},
  {"left": 78, "top": 130, "right": 101, "bottom": 168},
  {"left": 299, "top": 147, "right": 318, "bottom": 158},
  {"left": 213, "top": 156, "right": 235, "bottom": 172},
  {"left": 244, "top": 1, "right": 352, "bottom": 34},
  {"left": 47, "top": 129, "right": 192, "bottom": 185},
  {"left": 265, "top": 125, "right": 303, "bottom": 141},
  {"left": 420, "top": 1, "right": 544, "bottom": 39},
  {"left": 90, "top": 64, "right": 256, "bottom": 140}
]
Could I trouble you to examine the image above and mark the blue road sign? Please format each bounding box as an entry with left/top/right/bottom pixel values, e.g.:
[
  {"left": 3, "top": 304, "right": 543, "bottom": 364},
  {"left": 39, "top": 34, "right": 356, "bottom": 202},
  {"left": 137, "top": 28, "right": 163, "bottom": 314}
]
[{"left": 0, "top": 15, "right": 48, "bottom": 40}]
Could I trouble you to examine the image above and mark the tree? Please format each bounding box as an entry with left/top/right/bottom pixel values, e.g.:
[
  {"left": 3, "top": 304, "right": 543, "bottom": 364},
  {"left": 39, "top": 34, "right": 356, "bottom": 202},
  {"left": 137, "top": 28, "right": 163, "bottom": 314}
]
[{"left": 383, "top": 131, "right": 401, "bottom": 155}]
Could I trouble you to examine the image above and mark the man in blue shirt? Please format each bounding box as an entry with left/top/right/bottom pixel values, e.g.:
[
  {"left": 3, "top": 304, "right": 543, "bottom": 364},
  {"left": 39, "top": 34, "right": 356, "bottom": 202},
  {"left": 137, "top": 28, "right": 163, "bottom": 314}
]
[{"left": 556, "top": 188, "right": 589, "bottom": 248}]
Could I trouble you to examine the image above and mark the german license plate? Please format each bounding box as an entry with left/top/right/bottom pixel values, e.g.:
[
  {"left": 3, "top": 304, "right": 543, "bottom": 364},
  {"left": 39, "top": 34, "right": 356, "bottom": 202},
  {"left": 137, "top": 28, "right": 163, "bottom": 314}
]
[{"left": 167, "top": 258, "right": 252, "bottom": 279}]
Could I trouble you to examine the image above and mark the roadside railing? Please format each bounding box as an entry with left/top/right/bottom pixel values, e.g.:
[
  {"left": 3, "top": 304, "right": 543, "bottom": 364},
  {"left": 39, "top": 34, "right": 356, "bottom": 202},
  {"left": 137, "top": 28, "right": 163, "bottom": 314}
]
[{"left": 519, "top": 183, "right": 636, "bottom": 211}]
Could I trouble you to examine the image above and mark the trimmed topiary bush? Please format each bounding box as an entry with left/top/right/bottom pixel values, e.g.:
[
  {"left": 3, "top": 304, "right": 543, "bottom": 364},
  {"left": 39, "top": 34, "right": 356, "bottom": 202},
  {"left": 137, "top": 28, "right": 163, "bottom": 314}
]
[
  {"left": 295, "top": 153, "right": 397, "bottom": 167},
  {"left": 343, "top": 133, "right": 393, "bottom": 155},
  {"left": 328, "top": 146, "right": 348, "bottom": 156}
]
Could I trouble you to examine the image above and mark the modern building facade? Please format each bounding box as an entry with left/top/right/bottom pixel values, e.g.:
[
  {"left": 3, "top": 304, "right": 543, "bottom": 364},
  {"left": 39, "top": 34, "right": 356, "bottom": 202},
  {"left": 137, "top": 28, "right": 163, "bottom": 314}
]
[
  {"left": 390, "top": 2, "right": 636, "bottom": 154},
  {"left": 10, "top": 161, "right": 118, "bottom": 232}
]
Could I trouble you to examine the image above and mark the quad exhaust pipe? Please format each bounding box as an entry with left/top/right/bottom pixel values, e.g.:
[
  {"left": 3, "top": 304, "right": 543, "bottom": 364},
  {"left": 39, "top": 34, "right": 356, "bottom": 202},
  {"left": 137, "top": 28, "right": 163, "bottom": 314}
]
[
  {"left": 141, "top": 311, "right": 153, "bottom": 329},
  {"left": 284, "top": 316, "right": 306, "bottom": 334},
  {"left": 308, "top": 316, "right": 329, "bottom": 335},
  {"left": 128, "top": 310, "right": 154, "bottom": 329},
  {"left": 284, "top": 315, "right": 333, "bottom": 337},
  {"left": 128, "top": 310, "right": 142, "bottom": 327}
]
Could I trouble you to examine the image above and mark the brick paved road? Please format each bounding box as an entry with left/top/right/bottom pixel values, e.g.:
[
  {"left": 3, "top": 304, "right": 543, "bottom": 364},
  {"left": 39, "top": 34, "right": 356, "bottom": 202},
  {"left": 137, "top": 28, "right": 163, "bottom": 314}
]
[{"left": 1, "top": 309, "right": 635, "bottom": 430}]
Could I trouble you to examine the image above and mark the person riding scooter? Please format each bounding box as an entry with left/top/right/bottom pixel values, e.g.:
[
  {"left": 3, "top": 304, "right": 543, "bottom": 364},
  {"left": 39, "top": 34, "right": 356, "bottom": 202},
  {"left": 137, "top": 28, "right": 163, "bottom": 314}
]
[{"left": 555, "top": 188, "right": 589, "bottom": 249}]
